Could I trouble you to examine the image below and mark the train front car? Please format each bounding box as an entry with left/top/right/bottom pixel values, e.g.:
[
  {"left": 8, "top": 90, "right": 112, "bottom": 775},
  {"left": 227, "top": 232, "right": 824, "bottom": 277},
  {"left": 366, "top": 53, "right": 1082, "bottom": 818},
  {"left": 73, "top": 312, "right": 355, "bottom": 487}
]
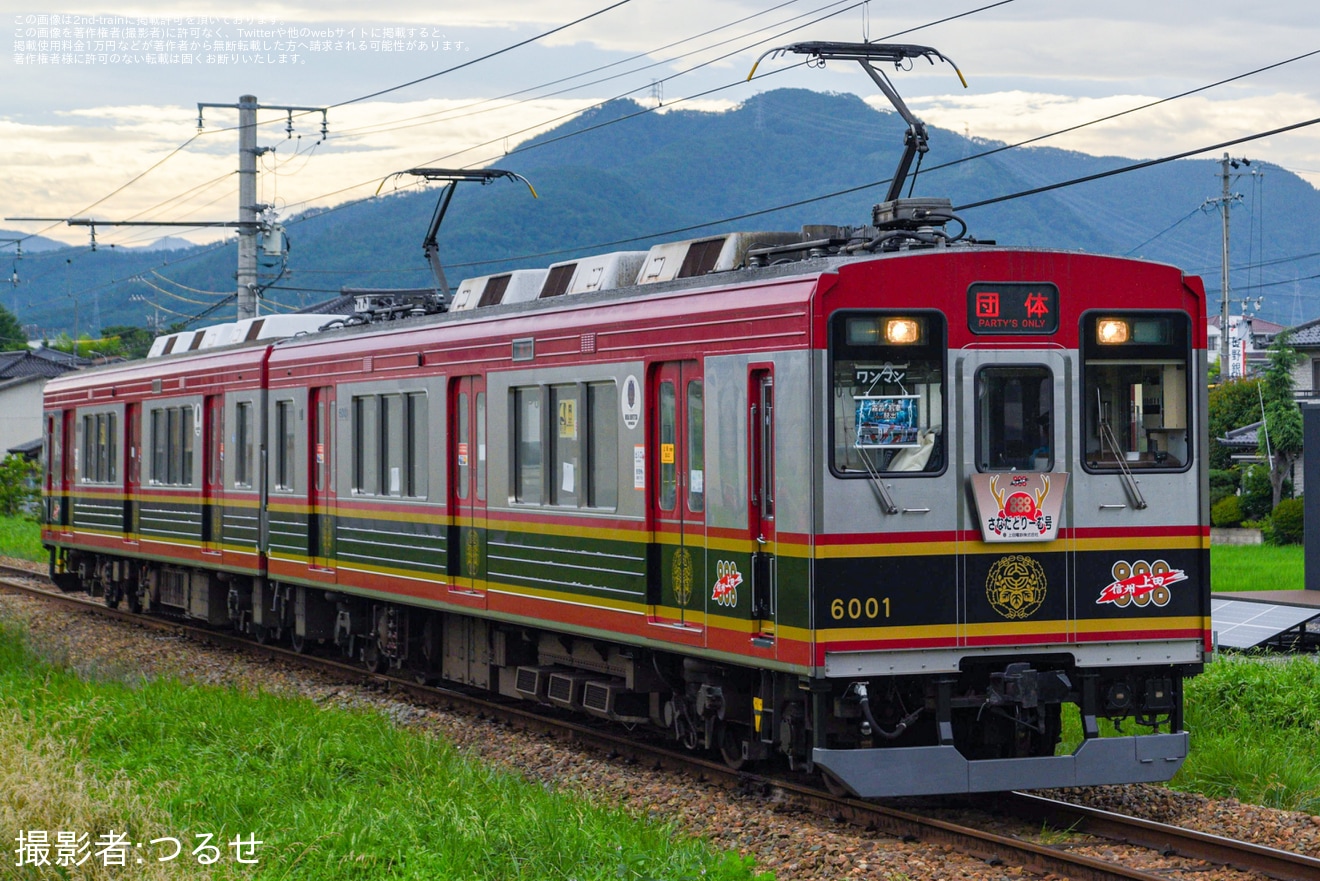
[{"left": 809, "top": 249, "right": 1210, "bottom": 797}]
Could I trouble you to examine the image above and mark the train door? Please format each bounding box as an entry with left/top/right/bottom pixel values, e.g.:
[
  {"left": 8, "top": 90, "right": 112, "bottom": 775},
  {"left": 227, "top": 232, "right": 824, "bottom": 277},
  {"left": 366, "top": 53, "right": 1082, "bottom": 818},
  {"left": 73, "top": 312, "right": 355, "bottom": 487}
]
[
  {"left": 649, "top": 361, "right": 705, "bottom": 630},
  {"left": 45, "top": 411, "right": 72, "bottom": 532},
  {"left": 449, "top": 376, "right": 487, "bottom": 595},
  {"left": 123, "top": 402, "right": 140, "bottom": 542},
  {"left": 308, "top": 386, "right": 335, "bottom": 571},
  {"left": 956, "top": 351, "right": 1073, "bottom": 646},
  {"left": 202, "top": 395, "right": 223, "bottom": 555},
  {"left": 749, "top": 368, "right": 776, "bottom": 639}
]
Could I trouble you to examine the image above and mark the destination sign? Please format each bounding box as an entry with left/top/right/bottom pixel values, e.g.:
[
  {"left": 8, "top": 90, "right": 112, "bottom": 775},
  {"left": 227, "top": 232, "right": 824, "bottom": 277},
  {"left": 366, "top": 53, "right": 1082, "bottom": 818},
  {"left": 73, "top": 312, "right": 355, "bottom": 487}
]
[{"left": 967, "top": 282, "right": 1059, "bottom": 335}]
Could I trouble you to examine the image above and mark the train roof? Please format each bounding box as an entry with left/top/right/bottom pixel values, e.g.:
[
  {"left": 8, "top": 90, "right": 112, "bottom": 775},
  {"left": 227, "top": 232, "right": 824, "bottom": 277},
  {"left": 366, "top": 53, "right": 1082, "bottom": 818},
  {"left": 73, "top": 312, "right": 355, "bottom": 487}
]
[{"left": 44, "top": 236, "right": 1202, "bottom": 397}]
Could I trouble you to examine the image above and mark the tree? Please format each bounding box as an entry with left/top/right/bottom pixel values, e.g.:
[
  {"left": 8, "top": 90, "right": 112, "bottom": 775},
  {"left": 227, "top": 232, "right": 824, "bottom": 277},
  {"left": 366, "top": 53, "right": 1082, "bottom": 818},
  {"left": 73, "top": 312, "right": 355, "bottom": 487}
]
[
  {"left": 1258, "top": 331, "right": 1304, "bottom": 510},
  {"left": 0, "top": 303, "right": 27, "bottom": 351},
  {"left": 100, "top": 324, "right": 155, "bottom": 360},
  {"left": 1208, "top": 377, "right": 1263, "bottom": 472}
]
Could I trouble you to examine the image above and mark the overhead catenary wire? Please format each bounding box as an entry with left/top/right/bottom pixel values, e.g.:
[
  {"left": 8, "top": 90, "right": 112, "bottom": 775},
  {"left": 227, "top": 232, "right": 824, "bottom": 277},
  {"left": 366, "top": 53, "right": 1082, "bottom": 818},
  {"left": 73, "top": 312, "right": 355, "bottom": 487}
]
[
  {"left": 329, "top": 0, "right": 842, "bottom": 139},
  {"left": 276, "top": 0, "right": 1016, "bottom": 220},
  {"left": 331, "top": 0, "right": 636, "bottom": 108}
]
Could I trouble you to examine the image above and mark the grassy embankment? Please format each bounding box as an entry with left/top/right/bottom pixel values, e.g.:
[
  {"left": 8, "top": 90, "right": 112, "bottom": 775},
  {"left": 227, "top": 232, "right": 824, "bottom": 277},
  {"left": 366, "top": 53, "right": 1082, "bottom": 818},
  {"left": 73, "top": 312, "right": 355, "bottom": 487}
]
[
  {"left": 0, "top": 512, "right": 44, "bottom": 562},
  {"left": 0, "top": 624, "right": 765, "bottom": 880},
  {"left": 4, "top": 514, "right": 1317, "bottom": 816}
]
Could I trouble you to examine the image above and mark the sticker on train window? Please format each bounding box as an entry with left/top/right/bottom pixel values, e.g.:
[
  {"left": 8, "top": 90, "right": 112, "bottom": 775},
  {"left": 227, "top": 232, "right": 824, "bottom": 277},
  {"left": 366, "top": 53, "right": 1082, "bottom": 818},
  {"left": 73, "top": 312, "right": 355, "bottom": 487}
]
[
  {"left": 853, "top": 395, "right": 921, "bottom": 448},
  {"left": 967, "top": 282, "right": 1059, "bottom": 334}
]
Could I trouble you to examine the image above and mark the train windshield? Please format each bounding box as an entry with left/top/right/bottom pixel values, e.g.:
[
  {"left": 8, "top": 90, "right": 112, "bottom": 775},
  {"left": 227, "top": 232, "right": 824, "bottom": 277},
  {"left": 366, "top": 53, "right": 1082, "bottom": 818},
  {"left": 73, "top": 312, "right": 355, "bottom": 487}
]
[
  {"left": 830, "top": 311, "right": 945, "bottom": 475},
  {"left": 976, "top": 366, "right": 1053, "bottom": 471},
  {"left": 1082, "top": 312, "right": 1192, "bottom": 471}
]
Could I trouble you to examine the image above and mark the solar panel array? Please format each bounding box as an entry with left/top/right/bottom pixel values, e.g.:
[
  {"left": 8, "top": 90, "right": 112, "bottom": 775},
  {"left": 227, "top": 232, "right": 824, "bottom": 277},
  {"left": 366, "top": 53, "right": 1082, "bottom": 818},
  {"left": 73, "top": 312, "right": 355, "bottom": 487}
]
[{"left": 1211, "top": 598, "right": 1320, "bottom": 650}]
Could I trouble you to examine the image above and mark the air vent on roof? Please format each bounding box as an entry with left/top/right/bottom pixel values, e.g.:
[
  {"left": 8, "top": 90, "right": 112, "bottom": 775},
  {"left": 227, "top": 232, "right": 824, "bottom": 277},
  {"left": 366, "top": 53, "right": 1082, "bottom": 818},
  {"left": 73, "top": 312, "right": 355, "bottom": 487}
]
[
  {"left": 451, "top": 269, "right": 549, "bottom": 310},
  {"left": 478, "top": 274, "right": 510, "bottom": 308},
  {"left": 636, "top": 232, "right": 802, "bottom": 285},
  {"left": 539, "top": 263, "right": 576, "bottom": 298},
  {"left": 678, "top": 238, "right": 724, "bottom": 278}
]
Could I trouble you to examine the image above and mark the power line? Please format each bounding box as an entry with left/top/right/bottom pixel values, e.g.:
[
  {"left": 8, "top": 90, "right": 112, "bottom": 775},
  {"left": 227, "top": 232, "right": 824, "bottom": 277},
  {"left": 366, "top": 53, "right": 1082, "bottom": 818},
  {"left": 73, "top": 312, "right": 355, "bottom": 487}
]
[
  {"left": 433, "top": 114, "right": 1320, "bottom": 273},
  {"left": 953, "top": 116, "right": 1320, "bottom": 212},
  {"left": 278, "top": 0, "right": 1007, "bottom": 220},
  {"left": 332, "top": 0, "right": 856, "bottom": 140},
  {"left": 332, "top": 0, "right": 636, "bottom": 108}
]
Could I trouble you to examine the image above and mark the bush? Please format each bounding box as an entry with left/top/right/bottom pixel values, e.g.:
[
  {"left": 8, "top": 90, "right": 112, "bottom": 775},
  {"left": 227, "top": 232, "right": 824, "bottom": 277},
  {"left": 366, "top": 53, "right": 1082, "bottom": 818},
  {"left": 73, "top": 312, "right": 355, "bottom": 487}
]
[
  {"left": 1211, "top": 494, "right": 1245, "bottom": 528},
  {"left": 1241, "top": 466, "right": 1288, "bottom": 522},
  {"left": 1209, "top": 469, "right": 1240, "bottom": 507},
  {"left": 0, "top": 455, "right": 39, "bottom": 519},
  {"left": 1267, "top": 497, "right": 1305, "bottom": 545}
]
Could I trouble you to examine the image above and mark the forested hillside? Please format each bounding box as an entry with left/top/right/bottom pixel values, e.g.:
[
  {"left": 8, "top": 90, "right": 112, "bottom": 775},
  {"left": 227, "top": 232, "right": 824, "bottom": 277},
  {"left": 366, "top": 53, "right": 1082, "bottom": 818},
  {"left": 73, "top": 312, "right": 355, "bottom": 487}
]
[{"left": 6, "top": 88, "right": 1318, "bottom": 338}]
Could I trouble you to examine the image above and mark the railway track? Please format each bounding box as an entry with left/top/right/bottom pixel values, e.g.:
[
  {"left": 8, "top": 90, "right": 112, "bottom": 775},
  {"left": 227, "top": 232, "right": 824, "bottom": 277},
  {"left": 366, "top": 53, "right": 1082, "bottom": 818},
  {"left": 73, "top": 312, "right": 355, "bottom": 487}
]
[{"left": 3, "top": 564, "right": 1317, "bottom": 881}]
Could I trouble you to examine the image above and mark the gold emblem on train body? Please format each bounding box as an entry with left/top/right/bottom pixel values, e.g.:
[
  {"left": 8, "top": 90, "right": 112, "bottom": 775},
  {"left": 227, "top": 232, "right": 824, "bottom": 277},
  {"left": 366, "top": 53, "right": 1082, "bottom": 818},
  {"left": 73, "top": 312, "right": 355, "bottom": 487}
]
[
  {"left": 673, "top": 546, "right": 693, "bottom": 607},
  {"left": 464, "top": 530, "right": 481, "bottom": 577},
  {"left": 985, "top": 554, "right": 1048, "bottom": 619}
]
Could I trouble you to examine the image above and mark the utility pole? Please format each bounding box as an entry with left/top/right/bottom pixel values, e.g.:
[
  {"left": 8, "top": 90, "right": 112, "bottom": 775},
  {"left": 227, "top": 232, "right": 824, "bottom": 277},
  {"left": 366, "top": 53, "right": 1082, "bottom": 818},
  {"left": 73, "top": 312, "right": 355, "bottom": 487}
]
[
  {"left": 1214, "top": 153, "right": 1249, "bottom": 371},
  {"left": 197, "top": 96, "right": 328, "bottom": 320},
  {"left": 1219, "top": 155, "right": 1230, "bottom": 369}
]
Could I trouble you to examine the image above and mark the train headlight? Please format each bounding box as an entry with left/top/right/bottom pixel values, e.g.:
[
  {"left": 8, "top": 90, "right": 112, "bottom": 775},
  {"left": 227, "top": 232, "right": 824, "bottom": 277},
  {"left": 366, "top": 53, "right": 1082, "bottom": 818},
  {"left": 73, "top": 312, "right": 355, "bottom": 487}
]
[
  {"left": 1097, "top": 318, "right": 1130, "bottom": 345},
  {"left": 884, "top": 317, "right": 923, "bottom": 345}
]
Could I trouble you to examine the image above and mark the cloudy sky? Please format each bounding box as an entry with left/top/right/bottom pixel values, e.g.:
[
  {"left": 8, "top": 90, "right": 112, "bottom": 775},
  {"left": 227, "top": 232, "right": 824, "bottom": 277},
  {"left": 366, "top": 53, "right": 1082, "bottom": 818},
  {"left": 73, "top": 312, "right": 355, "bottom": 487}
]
[{"left": 3, "top": 0, "right": 1318, "bottom": 249}]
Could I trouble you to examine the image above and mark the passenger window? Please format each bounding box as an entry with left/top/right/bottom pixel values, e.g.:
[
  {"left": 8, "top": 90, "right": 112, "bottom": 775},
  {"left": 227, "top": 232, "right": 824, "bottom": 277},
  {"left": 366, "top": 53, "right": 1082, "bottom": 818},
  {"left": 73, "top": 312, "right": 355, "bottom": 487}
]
[
  {"left": 235, "top": 402, "right": 253, "bottom": 488},
  {"left": 976, "top": 366, "right": 1053, "bottom": 472},
  {"left": 551, "top": 385, "right": 579, "bottom": 507},
  {"left": 1083, "top": 313, "right": 1191, "bottom": 470},
  {"left": 687, "top": 380, "right": 704, "bottom": 513},
  {"left": 587, "top": 382, "right": 618, "bottom": 509},
  {"left": 659, "top": 381, "right": 677, "bottom": 510},
  {"left": 831, "top": 311, "right": 945, "bottom": 475},
  {"left": 275, "top": 401, "right": 295, "bottom": 491},
  {"left": 406, "top": 392, "right": 428, "bottom": 499},
  {"left": 514, "top": 387, "right": 542, "bottom": 503}
]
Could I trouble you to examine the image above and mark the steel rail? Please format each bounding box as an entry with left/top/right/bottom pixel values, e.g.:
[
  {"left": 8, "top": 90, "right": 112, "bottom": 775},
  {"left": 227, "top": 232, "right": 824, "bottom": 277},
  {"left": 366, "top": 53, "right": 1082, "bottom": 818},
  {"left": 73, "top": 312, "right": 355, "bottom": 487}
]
[
  {"left": 1000, "top": 791, "right": 1320, "bottom": 881},
  {"left": 0, "top": 567, "right": 1297, "bottom": 881}
]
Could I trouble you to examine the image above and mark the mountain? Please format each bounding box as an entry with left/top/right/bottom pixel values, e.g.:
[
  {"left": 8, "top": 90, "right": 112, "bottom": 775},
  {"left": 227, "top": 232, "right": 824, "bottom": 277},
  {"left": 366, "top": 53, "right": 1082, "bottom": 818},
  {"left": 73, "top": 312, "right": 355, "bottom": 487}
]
[
  {"left": 0, "top": 229, "right": 68, "bottom": 253},
  {"left": 8, "top": 89, "right": 1320, "bottom": 337}
]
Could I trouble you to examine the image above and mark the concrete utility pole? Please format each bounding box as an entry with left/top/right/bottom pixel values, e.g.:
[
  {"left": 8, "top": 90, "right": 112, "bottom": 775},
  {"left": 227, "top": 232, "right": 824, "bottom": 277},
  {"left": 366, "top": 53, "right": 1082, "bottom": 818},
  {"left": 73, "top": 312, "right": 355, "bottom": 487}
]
[
  {"left": 1215, "top": 153, "right": 1249, "bottom": 371},
  {"left": 237, "top": 95, "right": 258, "bottom": 322},
  {"left": 1219, "top": 153, "right": 1230, "bottom": 367},
  {"left": 197, "top": 96, "right": 328, "bottom": 321}
]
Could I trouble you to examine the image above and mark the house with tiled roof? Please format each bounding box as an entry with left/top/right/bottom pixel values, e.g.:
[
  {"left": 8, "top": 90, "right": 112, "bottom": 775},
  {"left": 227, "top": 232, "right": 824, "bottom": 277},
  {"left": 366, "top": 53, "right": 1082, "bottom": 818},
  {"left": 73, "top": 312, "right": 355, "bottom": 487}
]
[
  {"left": 0, "top": 347, "right": 94, "bottom": 457},
  {"left": 1286, "top": 315, "right": 1320, "bottom": 401}
]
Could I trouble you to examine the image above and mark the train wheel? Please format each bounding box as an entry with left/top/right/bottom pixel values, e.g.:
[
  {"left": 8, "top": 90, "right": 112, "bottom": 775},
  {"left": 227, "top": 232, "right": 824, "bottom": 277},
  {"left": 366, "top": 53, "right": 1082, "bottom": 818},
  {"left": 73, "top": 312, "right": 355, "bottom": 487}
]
[
  {"left": 252, "top": 624, "right": 270, "bottom": 645},
  {"left": 290, "top": 631, "right": 308, "bottom": 654},
  {"left": 125, "top": 589, "right": 142, "bottom": 614},
  {"left": 103, "top": 585, "right": 120, "bottom": 609},
  {"left": 362, "top": 641, "right": 385, "bottom": 674},
  {"left": 821, "top": 770, "right": 851, "bottom": 798},
  {"left": 718, "top": 724, "right": 748, "bottom": 771}
]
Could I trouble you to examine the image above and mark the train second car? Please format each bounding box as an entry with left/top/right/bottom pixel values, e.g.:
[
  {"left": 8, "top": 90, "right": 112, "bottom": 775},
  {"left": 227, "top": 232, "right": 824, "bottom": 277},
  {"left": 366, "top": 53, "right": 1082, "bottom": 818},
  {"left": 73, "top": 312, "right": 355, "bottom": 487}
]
[{"left": 41, "top": 232, "right": 1209, "bottom": 798}]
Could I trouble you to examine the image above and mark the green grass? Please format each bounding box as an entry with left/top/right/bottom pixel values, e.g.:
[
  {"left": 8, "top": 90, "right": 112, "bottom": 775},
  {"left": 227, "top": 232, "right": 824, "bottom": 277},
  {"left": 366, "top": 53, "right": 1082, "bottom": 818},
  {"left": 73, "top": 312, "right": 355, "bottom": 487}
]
[
  {"left": 1174, "top": 654, "right": 1320, "bottom": 813},
  {"left": 0, "top": 513, "right": 44, "bottom": 562},
  {"left": 1211, "top": 543, "right": 1304, "bottom": 593},
  {"left": 0, "top": 624, "right": 767, "bottom": 881}
]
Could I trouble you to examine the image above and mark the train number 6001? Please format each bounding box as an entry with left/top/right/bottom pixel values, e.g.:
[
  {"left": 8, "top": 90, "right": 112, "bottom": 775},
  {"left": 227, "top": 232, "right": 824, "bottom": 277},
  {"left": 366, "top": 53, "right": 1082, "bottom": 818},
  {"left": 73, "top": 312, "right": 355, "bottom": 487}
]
[{"left": 830, "top": 596, "right": 891, "bottom": 621}]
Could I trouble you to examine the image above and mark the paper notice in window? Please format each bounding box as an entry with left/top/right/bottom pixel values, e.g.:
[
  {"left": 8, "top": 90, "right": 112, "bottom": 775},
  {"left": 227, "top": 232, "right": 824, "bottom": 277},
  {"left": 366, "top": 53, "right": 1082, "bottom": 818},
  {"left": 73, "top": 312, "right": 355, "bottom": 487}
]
[{"left": 562, "top": 462, "right": 575, "bottom": 494}]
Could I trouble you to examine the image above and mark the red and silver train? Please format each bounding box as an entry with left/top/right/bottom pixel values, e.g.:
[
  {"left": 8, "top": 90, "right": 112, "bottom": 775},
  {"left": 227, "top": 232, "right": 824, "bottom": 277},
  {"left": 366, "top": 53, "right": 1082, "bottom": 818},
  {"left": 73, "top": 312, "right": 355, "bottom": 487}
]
[
  {"left": 40, "top": 44, "right": 1210, "bottom": 797},
  {"left": 41, "top": 215, "right": 1210, "bottom": 796}
]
